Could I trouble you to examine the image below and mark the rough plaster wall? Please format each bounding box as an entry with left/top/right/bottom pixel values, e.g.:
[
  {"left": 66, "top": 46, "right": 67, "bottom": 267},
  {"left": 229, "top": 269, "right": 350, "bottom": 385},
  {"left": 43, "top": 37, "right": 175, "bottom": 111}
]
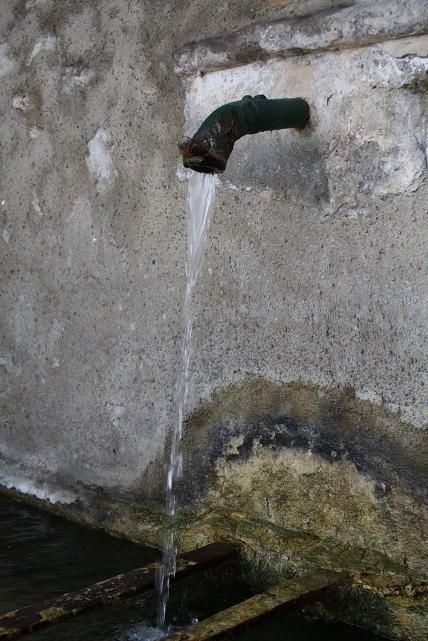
[
  {"left": 0, "top": 0, "right": 353, "bottom": 496},
  {"left": 0, "top": 0, "right": 427, "bottom": 508},
  {"left": 181, "top": 41, "right": 428, "bottom": 429}
]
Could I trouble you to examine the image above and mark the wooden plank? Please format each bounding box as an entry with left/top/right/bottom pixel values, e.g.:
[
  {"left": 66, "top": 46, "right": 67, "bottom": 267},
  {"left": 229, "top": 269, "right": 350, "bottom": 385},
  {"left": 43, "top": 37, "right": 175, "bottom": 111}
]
[
  {"left": 161, "top": 570, "right": 348, "bottom": 641},
  {"left": 0, "top": 542, "right": 238, "bottom": 640}
]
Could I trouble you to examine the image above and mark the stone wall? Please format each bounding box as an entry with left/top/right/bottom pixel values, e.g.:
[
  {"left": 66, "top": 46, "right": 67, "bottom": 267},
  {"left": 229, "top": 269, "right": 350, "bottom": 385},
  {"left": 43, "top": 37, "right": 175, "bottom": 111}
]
[{"left": 0, "top": 0, "right": 427, "bottom": 615}]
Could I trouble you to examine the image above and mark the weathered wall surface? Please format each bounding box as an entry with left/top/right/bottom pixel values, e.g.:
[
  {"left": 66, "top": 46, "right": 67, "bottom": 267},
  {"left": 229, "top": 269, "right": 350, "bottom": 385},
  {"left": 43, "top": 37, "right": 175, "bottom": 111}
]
[
  {"left": 0, "top": 0, "right": 284, "bottom": 496},
  {"left": 165, "top": 3, "right": 428, "bottom": 588},
  {"left": 0, "top": 0, "right": 427, "bottom": 616},
  {"left": 179, "top": 30, "right": 428, "bottom": 429}
]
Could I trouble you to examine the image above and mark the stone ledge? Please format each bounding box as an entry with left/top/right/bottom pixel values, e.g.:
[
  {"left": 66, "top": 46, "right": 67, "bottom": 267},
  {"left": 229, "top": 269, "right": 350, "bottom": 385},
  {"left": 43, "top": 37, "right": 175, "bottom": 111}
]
[{"left": 174, "top": 0, "right": 428, "bottom": 76}]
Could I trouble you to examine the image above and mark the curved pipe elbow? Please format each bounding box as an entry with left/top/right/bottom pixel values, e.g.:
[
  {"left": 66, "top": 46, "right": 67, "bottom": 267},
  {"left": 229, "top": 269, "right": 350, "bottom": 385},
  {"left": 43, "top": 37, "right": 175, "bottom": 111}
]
[{"left": 179, "top": 95, "right": 310, "bottom": 174}]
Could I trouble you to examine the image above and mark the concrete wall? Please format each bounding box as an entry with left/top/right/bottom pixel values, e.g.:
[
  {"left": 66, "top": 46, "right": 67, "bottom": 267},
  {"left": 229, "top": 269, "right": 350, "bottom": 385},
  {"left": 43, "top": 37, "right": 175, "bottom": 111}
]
[
  {"left": 0, "top": 0, "right": 427, "bottom": 599},
  {"left": 1, "top": 0, "right": 275, "bottom": 496}
]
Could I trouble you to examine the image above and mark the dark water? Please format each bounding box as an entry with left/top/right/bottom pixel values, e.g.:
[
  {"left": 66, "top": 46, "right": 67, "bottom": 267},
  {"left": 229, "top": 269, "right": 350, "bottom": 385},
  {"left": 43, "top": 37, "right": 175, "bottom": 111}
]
[
  {"left": 238, "top": 614, "right": 390, "bottom": 641},
  {"left": 0, "top": 494, "right": 389, "bottom": 641},
  {"left": 0, "top": 494, "right": 158, "bottom": 612}
]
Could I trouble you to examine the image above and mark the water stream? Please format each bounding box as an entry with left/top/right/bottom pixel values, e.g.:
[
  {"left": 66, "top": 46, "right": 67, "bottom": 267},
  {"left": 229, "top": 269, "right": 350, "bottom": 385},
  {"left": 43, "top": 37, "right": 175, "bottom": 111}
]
[{"left": 157, "top": 171, "right": 216, "bottom": 627}]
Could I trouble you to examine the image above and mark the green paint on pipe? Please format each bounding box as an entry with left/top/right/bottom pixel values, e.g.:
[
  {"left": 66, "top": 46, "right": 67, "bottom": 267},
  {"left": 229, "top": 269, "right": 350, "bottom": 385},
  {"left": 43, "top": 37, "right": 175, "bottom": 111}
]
[{"left": 179, "top": 95, "right": 310, "bottom": 174}]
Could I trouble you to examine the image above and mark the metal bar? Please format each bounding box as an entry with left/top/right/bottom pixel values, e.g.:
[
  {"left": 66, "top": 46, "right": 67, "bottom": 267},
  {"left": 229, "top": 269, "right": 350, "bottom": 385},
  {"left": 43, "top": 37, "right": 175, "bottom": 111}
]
[
  {"left": 0, "top": 542, "right": 238, "bottom": 640},
  {"left": 161, "top": 570, "right": 348, "bottom": 641}
]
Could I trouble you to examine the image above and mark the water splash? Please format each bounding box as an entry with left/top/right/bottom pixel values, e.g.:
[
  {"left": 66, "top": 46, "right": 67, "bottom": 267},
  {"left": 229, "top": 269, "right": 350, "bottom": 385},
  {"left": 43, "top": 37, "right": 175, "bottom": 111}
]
[
  {"left": 157, "top": 171, "right": 216, "bottom": 627},
  {"left": 120, "top": 624, "right": 166, "bottom": 641}
]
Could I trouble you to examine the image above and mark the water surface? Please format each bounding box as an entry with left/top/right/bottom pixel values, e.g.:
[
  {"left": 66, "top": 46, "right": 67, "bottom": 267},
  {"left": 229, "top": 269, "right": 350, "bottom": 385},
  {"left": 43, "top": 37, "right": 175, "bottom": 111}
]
[{"left": 0, "top": 493, "right": 158, "bottom": 612}]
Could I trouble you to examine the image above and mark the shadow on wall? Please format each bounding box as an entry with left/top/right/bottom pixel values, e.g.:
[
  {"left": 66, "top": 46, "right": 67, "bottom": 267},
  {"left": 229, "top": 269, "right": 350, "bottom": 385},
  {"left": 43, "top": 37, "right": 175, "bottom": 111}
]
[{"left": 227, "top": 127, "right": 329, "bottom": 204}]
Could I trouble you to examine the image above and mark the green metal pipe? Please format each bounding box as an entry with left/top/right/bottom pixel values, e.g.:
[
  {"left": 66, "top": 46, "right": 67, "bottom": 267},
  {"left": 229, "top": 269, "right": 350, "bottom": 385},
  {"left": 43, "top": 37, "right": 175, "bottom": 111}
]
[{"left": 179, "top": 94, "right": 310, "bottom": 174}]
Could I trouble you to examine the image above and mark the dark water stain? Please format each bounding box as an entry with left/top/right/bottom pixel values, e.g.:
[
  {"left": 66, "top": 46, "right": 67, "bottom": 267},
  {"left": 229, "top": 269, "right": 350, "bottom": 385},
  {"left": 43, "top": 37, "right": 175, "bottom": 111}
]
[{"left": 172, "top": 378, "right": 427, "bottom": 506}]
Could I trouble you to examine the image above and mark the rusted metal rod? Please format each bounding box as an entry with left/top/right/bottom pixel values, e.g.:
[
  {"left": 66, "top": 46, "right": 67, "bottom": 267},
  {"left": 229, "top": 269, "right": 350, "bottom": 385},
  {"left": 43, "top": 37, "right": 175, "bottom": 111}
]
[
  {"left": 0, "top": 542, "right": 238, "bottom": 640},
  {"left": 161, "top": 570, "right": 348, "bottom": 641}
]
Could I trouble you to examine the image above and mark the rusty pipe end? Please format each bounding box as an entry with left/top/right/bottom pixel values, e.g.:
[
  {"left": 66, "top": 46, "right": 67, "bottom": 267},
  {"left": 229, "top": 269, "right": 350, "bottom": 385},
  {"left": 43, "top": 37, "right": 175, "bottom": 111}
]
[{"left": 179, "top": 137, "right": 227, "bottom": 174}]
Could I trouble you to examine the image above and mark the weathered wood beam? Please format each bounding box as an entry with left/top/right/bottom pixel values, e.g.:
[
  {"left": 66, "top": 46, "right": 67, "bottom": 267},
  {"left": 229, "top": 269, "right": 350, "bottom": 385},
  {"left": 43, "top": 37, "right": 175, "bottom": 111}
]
[
  {"left": 0, "top": 542, "right": 238, "bottom": 640},
  {"left": 161, "top": 570, "right": 348, "bottom": 641}
]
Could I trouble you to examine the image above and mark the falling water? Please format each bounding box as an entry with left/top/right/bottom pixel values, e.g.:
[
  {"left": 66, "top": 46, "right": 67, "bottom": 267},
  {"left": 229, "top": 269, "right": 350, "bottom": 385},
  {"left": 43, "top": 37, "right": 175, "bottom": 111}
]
[{"left": 157, "top": 171, "right": 216, "bottom": 628}]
